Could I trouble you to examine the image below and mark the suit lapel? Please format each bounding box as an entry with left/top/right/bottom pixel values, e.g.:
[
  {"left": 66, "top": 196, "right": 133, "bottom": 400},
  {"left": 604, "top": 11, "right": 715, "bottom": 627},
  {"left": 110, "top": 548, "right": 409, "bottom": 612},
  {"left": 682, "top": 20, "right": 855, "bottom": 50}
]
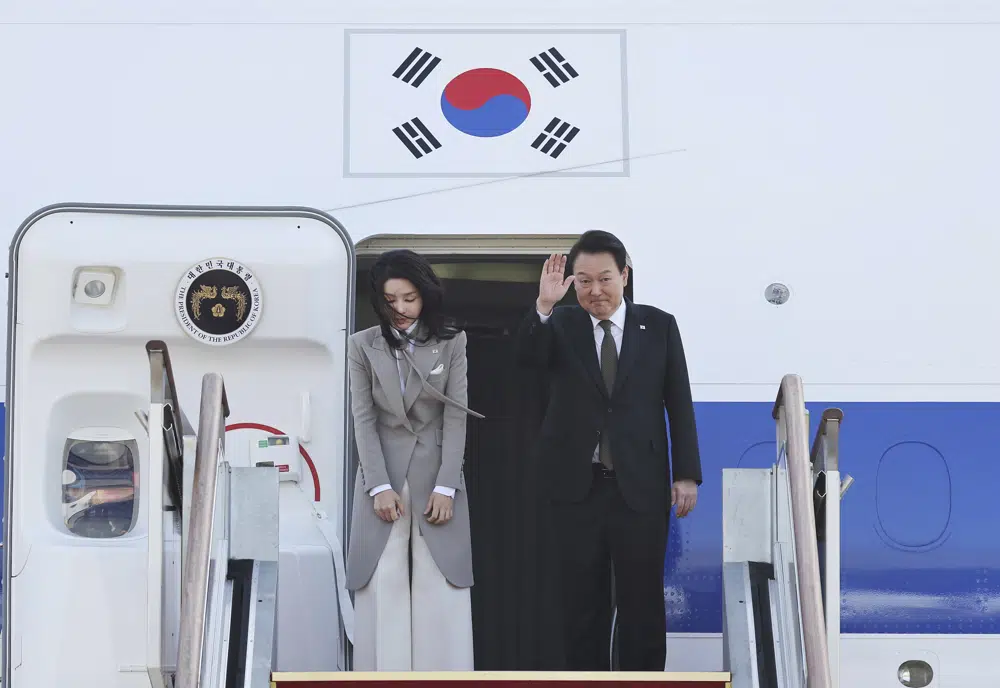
[
  {"left": 403, "top": 332, "right": 442, "bottom": 413},
  {"left": 570, "top": 308, "right": 608, "bottom": 398},
  {"left": 365, "top": 334, "right": 409, "bottom": 424},
  {"left": 613, "top": 300, "right": 642, "bottom": 396}
]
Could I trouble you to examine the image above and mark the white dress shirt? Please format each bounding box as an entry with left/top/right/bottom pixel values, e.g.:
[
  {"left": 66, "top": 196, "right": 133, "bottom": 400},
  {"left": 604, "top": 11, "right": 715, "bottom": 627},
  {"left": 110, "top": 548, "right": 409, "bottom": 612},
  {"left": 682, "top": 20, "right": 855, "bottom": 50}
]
[
  {"left": 369, "top": 321, "right": 457, "bottom": 499},
  {"left": 537, "top": 299, "right": 626, "bottom": 463}
]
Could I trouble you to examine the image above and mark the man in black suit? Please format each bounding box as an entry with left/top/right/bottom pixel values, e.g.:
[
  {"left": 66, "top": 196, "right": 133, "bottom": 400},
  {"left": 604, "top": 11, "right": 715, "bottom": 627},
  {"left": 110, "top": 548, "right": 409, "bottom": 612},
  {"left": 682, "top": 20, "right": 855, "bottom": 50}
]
[{"left": 515, "top": 230, "right": 702, "bottom": 672}]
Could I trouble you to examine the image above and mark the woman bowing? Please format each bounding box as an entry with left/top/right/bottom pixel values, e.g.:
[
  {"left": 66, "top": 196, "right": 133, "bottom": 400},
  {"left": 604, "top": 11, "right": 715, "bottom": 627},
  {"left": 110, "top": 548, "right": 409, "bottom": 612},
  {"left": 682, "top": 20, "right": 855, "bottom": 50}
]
[{"left": 346, "top": 249, "right": 483, "bottom": 671}]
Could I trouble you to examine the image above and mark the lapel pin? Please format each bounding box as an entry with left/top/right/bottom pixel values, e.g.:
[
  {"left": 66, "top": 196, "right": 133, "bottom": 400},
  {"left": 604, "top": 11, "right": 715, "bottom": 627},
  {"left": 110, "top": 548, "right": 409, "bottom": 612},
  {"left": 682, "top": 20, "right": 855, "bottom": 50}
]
[
  {"left": 432, "top": 349, "right": 439, "bottom": 354},
  {"left": 640, "top": 325, "right": 646, "bottom": 330}
]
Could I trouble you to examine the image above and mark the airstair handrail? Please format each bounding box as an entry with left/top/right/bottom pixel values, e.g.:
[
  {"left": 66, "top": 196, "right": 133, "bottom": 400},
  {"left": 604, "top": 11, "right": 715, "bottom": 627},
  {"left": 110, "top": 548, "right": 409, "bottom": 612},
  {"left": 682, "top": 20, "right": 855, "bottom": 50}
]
[
  {"left": 812, "top": 408, "right": 845, "bottom": 688},
  {"left": 773, "top": 374, "right": 833, "bottom": 688},
  {"left": 810, "top": 409, "right": 843, "bottom": 470},
  {"left": 176, "top": 373, "right": 230, "bottom": 688},
  {"left": 146, "top": 340, "right": 199, "bottom": 432},
  {"left": 146, "top": 340, "right": 196, "bottom": 509},
  {"left": 144, "top": 340, "right": 191, "bottom": 688}
]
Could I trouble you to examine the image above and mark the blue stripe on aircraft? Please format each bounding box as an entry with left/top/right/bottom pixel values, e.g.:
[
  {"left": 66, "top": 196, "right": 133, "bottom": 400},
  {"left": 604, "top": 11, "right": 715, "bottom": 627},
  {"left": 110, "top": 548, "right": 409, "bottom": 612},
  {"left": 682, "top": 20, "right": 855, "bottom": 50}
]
[
  {"left": 665, "top": 402, "right": 1000, "bottom": 634},
  {"left": 1, "top": 401, "right": 997, "bottom": 634}
]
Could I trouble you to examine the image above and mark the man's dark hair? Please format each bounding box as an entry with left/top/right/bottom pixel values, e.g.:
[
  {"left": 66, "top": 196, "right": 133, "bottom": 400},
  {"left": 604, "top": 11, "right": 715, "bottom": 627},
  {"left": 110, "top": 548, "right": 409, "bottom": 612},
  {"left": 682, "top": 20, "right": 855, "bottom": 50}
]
[
  {"left": 567, "top": 230, "right": 628, "bottom": 274},
  {"left": 368, "top": 249, "right": 458, "bottom": 349}
]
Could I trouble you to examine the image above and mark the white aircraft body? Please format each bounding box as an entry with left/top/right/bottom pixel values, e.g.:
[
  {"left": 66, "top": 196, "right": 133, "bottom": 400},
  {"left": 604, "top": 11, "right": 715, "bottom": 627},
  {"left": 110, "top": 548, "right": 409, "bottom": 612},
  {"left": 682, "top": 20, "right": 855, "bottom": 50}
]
[{"left": 0, "top": 2, "right": 998, "bottom": 687}]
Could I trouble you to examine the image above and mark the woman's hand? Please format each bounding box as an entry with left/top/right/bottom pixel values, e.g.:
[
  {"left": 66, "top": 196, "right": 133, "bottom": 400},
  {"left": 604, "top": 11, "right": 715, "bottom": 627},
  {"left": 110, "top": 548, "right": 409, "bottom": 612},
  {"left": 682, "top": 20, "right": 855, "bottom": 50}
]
[
  {"left": 424, "top": 492, "right": 454, "bottom": 525},
  {"left": 374, "top": 489, "right": 404, "bottom": 522}
]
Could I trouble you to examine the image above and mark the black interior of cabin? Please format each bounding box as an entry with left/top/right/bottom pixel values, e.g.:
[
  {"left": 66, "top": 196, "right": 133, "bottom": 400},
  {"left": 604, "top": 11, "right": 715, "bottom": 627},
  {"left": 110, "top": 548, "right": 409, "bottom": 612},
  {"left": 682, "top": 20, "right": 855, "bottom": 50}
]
[{"left": 352, "top": 255, "right": 633, "bottom": 670}]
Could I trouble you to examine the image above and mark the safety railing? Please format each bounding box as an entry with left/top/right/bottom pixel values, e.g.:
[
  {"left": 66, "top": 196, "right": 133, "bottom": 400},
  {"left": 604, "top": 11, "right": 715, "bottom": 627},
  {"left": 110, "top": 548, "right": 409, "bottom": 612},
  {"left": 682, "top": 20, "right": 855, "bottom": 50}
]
[
  {"left": 145, "top": 341, "right": 194, "bottom": 688},
  {"left": 146, "top": 341, "right": 194, "bottom": 509},
  {"left": 773, "top": 375, "right": 832, "bottom": 688},
  {"left": 811, "top": 409, "right": 849, "bottom": 688},
  {"left": 176, "top": 373, "right": 230, "bottom": 688}
]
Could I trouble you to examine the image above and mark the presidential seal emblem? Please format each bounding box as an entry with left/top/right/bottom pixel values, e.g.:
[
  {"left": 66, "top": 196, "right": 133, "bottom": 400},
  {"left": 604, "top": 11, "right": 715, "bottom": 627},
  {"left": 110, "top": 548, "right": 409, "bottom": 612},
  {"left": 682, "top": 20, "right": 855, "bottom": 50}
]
[{"left": 175, "top": 258, "right": 262, "bottom": 345}]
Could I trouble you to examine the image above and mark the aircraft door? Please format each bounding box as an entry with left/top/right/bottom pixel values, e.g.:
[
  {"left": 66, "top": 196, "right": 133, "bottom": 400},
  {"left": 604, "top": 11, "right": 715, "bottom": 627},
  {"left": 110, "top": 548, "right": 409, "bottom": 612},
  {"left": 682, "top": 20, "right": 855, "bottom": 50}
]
[{"left": 4, "top": 204, "right": 356, "bottom": 686}]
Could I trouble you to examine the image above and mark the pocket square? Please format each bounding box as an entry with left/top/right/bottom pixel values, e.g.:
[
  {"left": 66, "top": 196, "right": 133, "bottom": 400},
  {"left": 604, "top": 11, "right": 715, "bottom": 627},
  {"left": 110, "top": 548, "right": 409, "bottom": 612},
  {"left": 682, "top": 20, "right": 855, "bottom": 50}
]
[{"left": 429, "top": 364, "right": 445, "bottom": 375}]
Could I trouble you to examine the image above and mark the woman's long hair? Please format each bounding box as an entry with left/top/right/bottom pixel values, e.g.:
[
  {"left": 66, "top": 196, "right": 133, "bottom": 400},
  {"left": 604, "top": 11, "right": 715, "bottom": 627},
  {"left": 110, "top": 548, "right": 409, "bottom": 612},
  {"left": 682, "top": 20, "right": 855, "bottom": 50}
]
[{"left": 368, "top": 249, "right": 458, "bottom": 350}]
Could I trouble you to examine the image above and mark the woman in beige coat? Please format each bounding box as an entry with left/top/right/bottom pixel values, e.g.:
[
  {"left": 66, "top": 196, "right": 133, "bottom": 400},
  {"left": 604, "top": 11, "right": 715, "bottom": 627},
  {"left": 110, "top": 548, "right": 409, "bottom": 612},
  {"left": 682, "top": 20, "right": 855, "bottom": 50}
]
[{"left": 346, "top": 249, "right": 483, "bottom": 671}]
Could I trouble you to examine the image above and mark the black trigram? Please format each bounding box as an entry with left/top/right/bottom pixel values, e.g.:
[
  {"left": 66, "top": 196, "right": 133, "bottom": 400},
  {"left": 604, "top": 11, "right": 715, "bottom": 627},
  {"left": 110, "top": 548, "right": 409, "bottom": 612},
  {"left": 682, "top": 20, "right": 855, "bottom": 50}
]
[
  {"left": 393, "top": 118, "right": 442, "bottom": 159},
  {"left": 531, "top": 117, "right": 579, "bottom": 159},
  {"left": 530, "top": 47, "right": 579, "bottom": 88},
  {"left": 392, "top": 47, "right": 441, "bottom": 88}
]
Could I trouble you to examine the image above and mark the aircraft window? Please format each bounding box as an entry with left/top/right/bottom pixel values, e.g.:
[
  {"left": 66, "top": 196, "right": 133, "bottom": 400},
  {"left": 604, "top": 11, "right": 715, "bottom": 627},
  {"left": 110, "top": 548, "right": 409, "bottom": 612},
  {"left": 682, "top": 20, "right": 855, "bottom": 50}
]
[{"left": 62, "top": 438, "right": 139, "bottom": 538}]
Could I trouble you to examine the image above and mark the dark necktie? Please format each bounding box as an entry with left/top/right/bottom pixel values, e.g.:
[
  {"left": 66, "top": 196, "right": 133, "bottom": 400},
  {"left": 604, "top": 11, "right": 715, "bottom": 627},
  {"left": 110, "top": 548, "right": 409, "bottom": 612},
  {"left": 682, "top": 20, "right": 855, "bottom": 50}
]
[{"left": 599, "top": 320, "right": 617, "bottom": 470}]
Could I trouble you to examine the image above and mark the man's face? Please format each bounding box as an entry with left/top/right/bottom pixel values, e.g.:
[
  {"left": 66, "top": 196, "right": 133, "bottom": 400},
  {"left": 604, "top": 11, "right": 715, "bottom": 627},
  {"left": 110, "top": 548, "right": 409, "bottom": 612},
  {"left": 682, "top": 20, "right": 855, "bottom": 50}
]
[{"left": 572, "top": 251, "right": 628, "bottom": 320}]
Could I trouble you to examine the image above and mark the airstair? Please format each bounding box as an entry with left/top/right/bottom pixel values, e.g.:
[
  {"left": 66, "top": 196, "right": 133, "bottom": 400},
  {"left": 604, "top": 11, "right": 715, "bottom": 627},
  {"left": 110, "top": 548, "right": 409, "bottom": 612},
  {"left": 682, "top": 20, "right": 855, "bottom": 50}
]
[
  {"left": 144, "top": 341, "right": 279, "bottom": 688},
  {"left": 148, "top": 345, "right": 845, "bottom": 688},
  {"left": 719, "top": 375, "right": 850, "bottom": 688}
]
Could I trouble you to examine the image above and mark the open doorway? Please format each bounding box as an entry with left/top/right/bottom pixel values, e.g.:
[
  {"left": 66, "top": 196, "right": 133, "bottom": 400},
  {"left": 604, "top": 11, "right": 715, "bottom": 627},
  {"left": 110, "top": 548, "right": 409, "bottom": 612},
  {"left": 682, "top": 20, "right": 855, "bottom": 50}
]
[{"left": 351, "top": 238, "right": 634, "bottom": 670}]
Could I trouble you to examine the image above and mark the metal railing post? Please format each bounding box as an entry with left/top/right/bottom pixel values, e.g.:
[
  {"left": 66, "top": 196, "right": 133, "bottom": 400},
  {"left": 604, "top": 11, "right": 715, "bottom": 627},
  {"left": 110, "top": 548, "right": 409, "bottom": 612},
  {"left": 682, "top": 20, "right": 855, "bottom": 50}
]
[
  {"left": 176, "top": 373, "right": 230, "bottom": 688},
  {"left": 144, "top": 341, "right": 196, "bottom": 688},
  {"left": 812, "top": 409, "right": 846, "bottom": 688},
  {"left": 773, "top": 375, "right": 833, "bottom": 688}
]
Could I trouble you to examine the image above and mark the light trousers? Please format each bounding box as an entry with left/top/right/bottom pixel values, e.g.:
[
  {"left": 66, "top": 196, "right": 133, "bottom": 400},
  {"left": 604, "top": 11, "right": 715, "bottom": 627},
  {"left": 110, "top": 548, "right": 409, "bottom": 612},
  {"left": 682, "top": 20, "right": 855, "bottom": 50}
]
[{"left": 353, "top": 481, "right": 474, "bottom": 671}]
